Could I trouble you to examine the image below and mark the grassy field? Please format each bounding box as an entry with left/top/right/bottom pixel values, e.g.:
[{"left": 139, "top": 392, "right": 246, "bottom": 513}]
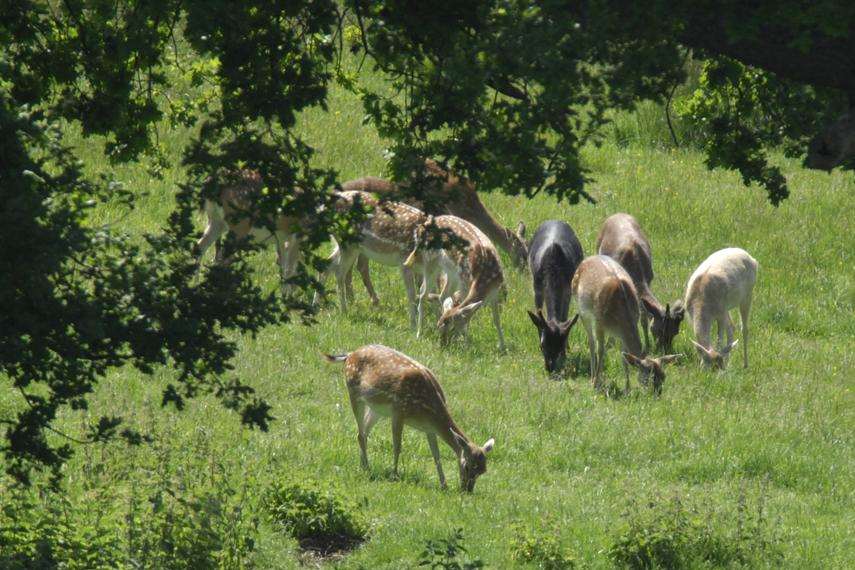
[{"left": 1, "top": 56, "right": 854, "bottom": 568}]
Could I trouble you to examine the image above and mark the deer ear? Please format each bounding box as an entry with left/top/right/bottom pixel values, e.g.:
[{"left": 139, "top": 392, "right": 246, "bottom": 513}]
[
  {"left": 657, "top": 354, "right": 682, "bottom": 366},
  {"left": 559, "top": 314, "right": 579, "bottom": 335},
  {"left": 670, "top": 300, "right": 685, "bottom": 319},
  {"left": 403, "top": 249, "right": 417, "bottom": 268},
  {"left": 482, "top": 438, "right": 495, "bottom": 453},
  {"left": 690, "top": 340, "right": 713, "bottom": 356},
  {"left": 623, "top": 352, "right": 642, "bottom": 367},
  {"left": 516, "top": 221, "right": 526, "bottom": 239},
  {"left": 451, "top": 430, "right": 469, "bottom": 454},
  {"left": 527, "top": 310, "right": 545, "bottom": 329},
  {"left": 721, "top": 339, "right": 739, "bottom": 354},
  {"left": 458, "top": 300, "right": 483, "bottom": 316},
  {"left": 641, "top": 298, "right": 663, "bottom": 319}
]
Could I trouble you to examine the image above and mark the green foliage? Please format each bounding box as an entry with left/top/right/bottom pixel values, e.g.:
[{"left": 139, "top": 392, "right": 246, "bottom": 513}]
[
  {"left": 510, "top": 522, "right": 577, "bottom": 569},
  {"left": 418, "top": 528, "right": 485, "bottom": 570},
  {"left": 0, "top": 489, "right": 122, "bottom": 569},
  {"left": 266, "top": 479, "right": 367, "bottom": 552},
  {"left": 677, "top": 57, "right": 849, "bottom": 205},
  {"left": 607, "top": 487, "right": 784, "bottom": 569}
]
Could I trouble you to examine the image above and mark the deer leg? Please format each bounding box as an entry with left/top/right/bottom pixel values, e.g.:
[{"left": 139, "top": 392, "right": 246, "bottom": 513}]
[
  {"left": 314, "top": 242, "right": 340, "bottom": 307},
  {"left": 716, "top": 317, "right": 726, "bottom": 349},
  {"left": 276, "top": 233, "right": 301, "bottom": 295},
  {"left": 740, "top": 295, "right": 752, "bottom": 369},
  {"left": 724, "top": 312, "right": 735, "bottom": 348},
  {"left": 194, "top": 213, "right": 227, "bottom": 264},
  {"left": 582, "top": 318, "right": 597, "bottom": 386},
  {"left": 491, "top": 300, "right": 506, "bottom": 352},
  {"left": 641, "top": 311, "right": 651, "bottom": 354},
  {"left": 427, "top": 433, "right": 446, "bottom": 489},
  {"left": 332, "top": 247, "right": 359, "bottom": 313},
  {"left": 349, "top": 395, "right": 369, "bottom": 470},
  {"left": 595, "top": 327, "right": 606, "bottom": 391},
  {"left": 416, "top": 269, "right": 433, "bottom": 338},
  {"left": 621, "top": 344, "right": 632, "bottom": 394},
  {"left": 356, "top": 254, "right": 379, "bottom": 305},
  {"left": 391, "top": 411, "right": 404, "bottom": 478},
  {"left": 400, "top": 265, "right": 418, "bottom": 331}
]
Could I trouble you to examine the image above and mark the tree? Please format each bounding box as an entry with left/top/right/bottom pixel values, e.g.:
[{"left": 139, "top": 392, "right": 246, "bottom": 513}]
[{"left": 1, "top": 0, "right": 851, "bottom": 485}]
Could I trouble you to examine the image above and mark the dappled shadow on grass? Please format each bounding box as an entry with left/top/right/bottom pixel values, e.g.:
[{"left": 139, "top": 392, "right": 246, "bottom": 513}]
[{"left": 295, "top": 534, "right": 365, "bottom": 566}]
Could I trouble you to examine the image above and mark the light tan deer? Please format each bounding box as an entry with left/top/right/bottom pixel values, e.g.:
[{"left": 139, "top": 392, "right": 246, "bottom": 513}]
[
  {"left": 684, "top": 247, "right": 757, "bottom": 369},
  {"left": 193, "top": 170, "right": 303, "bottom": 292},
  {"left": 324, "top": 345, "right": 495, "bottom": 492},
  {"left": 597, "top": 213, "right": 684, "bottom": 352},
  {"left": 313, "top": 190, "right": 428, "bottom": 329},
  {"left": 403, "top": 215, "right": 506, "bottom": 350},
  {"left": 572, "top": 255, "right": 680, "bottom": 394}
]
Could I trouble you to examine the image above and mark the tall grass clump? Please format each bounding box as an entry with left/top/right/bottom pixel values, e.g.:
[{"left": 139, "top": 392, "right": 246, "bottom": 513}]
[{"left": 607, "top": 485, "right": 784, "bottom": 569}]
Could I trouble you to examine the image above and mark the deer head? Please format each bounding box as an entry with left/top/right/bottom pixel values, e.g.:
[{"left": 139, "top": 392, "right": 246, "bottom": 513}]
[
  {"left": 438, "top": 295, "right": 482, "bottom": 345},
  {"left": 528, "top": 309, "right": 578, "bottom": 373},
  {"left": 623, "top": 352, "right": 682, "bottom": 395},
  {"left": 691, "top": 339, "right": 738, "bottom": 370},
  {"left": 642, "top": 299, "right": 685, "bottom": 352},
  {"left": 451, "top": 431, "right": 494, "bottom": 492}
]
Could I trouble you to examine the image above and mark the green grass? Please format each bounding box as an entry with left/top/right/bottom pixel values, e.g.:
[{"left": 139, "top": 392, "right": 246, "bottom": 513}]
[{"left": 1, "top": 56, "right": 854, "bottom": 568}]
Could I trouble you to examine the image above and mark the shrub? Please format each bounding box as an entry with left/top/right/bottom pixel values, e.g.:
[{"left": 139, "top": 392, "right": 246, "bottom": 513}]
[
  {"left": 510, "top": 522, "right": 576, "bottom": 569},
  {"left": 265, "top": 479, "right": 367, "bottom": 554},
  {"left": 418, "top": 528, "right": 485, "bottom": 570},
  {"left": 607, "top": 486, "right": 783, "bottom": 569}
]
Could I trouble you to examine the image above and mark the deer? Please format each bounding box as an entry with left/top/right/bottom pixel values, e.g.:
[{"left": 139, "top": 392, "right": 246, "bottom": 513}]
[
  {"left": 403, "top": 215, "right": 506, "bottom": 350},
  {"left": 337, "top": 160, "right": 527, "bottom": 303},
  {"left": 572, "top": 255, "right": 681, "bottom": 395},
  {"left": 805, "top": 112, "right": 855, "bottom": 171},
  {"left": 312, "top": 190, "right": 428, "bottom": 329},
  {"left": 597, "top": 213, "right": 684, "bottom": 353},
  {"left": 526, "top": 220, "right": 584, "bottom": 373},
  {"left": 684, "top": 247, "right": 757, "bottom": 369},
  {"left": 193, "top": 169, "right": 303, "bottom": 293},
  {"left": 324, "top": 345, "right": 495, "bottom": 492}
]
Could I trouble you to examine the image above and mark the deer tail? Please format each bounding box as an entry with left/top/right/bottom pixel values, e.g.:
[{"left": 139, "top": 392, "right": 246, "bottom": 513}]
[{"left": 323, "top": 352, "right": 349, "bottom": 363}]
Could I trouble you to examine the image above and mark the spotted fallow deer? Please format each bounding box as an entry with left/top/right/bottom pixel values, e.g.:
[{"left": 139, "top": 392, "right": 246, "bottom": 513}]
[
  {"left": 313, "top": 190, "right": 428, "bottom": 329},
  {"left": 324, "top": 344, "right": 495, "bottom": 492},
  {"left": 338, "top": 160, "right": 527, "bottom": 302},
  {"left": 684, "top": 248, "right": 757, "bottom": 369},
  {"left": 404, "top": 215, "right": 506, "bottom": 350},
  {"left": 193, "top": 170, "right": 303, "bottom": 292},
  {"left": 597, "top": 213, "right": 684, "bottom": 352},
  {"left": 572, "top": 255, "right": 680, "bottom": 394}
]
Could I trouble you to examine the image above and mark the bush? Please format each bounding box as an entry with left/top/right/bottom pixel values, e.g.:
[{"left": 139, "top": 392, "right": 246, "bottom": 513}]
[
  {"left": 418, "top": 528, "right": 485, "bottom": 570},
  {"left": 265, "top": 479, "right": 367, "bottom": 554},
  {"left": 607, "top": 487, "right": 783, "bottom": 569},
  {"left": 0, "top": 489, "right": 122, "bottom": 570},
  {"left": 510, "top": 522, "right": 576, "bottom": 569}
]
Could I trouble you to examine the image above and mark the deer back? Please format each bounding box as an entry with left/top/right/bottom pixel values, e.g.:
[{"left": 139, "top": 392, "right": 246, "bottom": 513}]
[
  {"left": 596, "top": 213, "right": 654, "bottom": 293},
  {"left": 528, "top": 220, "right": 584, "bottom": 321},
  {"left": 572, "top": 255, "right": 643, "bottom": 354},
  {"left": 684, "top": 248, "right": 758, "bottom": 319},
  {"left": 337, "top": 190, "right": 428, "bottom": 255}
]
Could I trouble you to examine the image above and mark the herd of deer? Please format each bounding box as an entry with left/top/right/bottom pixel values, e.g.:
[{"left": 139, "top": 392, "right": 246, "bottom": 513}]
[{"left": 194, "top": 160, "right": 758, "bottom": 492}]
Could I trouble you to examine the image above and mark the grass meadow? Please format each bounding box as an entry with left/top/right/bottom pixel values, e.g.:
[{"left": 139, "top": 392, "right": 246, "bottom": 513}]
[{"left": 1, "top": 56, "right": 853, "bottom": 568}]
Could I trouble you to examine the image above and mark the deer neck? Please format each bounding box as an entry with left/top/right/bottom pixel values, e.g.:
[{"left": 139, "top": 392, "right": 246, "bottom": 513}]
[
  {"left": 638, "top": 286, "right": 663, "bottom": 315},
  {"left": 440, "top": 423, "right": 470, "bottom": 455}
]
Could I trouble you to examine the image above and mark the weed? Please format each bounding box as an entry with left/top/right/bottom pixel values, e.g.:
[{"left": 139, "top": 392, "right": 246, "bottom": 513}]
[
  {"left": 510, "top": 521, "right": 577, "bottom": 569},
  {"left": 418, "top": 528, "right": 485, "bottom": 569}
]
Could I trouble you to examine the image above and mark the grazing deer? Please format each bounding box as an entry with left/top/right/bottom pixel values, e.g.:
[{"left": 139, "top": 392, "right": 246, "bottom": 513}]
[
  {"left": 572, "top": 255, "right": 680, "bottom": 394},
  {"left": 597, "top": 213, "right": 684, "bottom": 352},
  {"left": 324, "top": 345, "right": 495, "bottom": 492},
  {"left": 526, "top": 220, "right": 584, "bottom": 373},
  {"left": 805, "top": 112, "right": 855, "bottom": 171},
  {"left": 404, "top": 215, "right": 506, "bottom": 350},
  {"left": 338, "top": 161, "right": 527, "bottom": 302},
  {"left": 684, "top": 248, "right": 757, "bottom": 369},
  {"left": 313, "top": 191, "right": 427, "bottom": 329},
  {"left": 193, "top": 170, "right": 302, "bottom": 292}
]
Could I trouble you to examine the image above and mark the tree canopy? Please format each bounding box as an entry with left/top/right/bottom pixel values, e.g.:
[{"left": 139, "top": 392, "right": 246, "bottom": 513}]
[{"left": 1, "top": 0, "right": 852, "bottom": 484}]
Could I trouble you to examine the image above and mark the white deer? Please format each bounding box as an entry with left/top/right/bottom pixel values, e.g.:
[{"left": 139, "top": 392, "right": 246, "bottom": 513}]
[
  {"left": 324, "top": 344, "right": 495, "bottom": 492},
  {"left": 572, "top": 255, "right": 680, "bottom": 394},
  {"left": 684, "top": 247, "right": 757, "bottom": 369}
]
